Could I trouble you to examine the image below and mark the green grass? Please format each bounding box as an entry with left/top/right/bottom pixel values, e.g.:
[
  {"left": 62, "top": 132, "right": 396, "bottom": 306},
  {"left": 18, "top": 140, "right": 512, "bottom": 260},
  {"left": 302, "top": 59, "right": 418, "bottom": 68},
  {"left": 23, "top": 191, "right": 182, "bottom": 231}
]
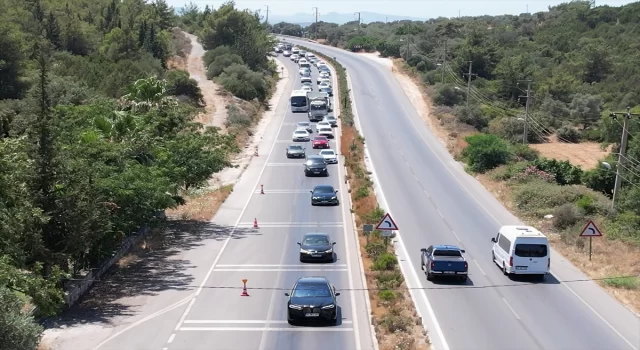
[{"left": 601, "top": 276, "right": 640, "bottom": 290}]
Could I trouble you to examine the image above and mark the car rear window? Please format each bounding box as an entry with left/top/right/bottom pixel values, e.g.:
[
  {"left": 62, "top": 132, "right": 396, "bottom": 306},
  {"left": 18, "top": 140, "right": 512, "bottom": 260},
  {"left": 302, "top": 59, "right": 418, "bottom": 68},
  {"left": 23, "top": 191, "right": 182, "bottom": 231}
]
[
  {"left": 433, "top": 250, "right": 461, "bottom": 257},
  {"left": 514, "top": 244, "right": 548, "bottom": 257},
  {"left": 314, "top": 137, "right": 327, "bottom": 141}
]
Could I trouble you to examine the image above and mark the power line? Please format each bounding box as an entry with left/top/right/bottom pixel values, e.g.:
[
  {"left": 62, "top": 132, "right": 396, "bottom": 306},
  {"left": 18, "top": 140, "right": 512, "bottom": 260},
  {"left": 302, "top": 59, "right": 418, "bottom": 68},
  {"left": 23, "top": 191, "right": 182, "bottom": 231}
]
[
  {"left": 518, "top": 80, "right": 533, "bottom": 145},
  {"left": 463, "top": 61, "right": 477, "bottom": 108},
  {"left": 312, "top": 7, "right": 319, "bottom": 40},
  {"left": 264, "top": 5, "right": 269, "bottom": 24},
  {"left": 610, "top": 107, "right": 640, "bottom": 209}
]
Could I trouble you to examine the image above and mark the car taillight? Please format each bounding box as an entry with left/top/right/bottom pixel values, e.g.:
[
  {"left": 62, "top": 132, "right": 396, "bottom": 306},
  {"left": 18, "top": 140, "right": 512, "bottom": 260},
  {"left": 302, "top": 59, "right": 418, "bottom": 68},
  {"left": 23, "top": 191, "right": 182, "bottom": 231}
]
[
  {"left": 464, "top": 262, "right": 468, "bottom": 269},
  {"left": 509, "top": 256, "right": 513, "bottom": 267},
  {"left": 430, "top": 262, "right": 435, "bottom": 269},
  {"left": 548, "top": 258, "right": 550, "bottom": 269}
]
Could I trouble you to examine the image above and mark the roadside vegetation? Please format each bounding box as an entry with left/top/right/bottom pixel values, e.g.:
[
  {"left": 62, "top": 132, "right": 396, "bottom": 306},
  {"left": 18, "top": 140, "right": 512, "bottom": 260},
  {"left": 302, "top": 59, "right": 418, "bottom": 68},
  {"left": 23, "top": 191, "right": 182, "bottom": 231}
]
[
  {"left": 297, "top": 45, "right": 429, "bottom": 350},
  {"left": 277, "top": 1, "right": 640, "bottom": 312},
  {"left": 0, "top": 0, "right": 280, "bottom": 348}
]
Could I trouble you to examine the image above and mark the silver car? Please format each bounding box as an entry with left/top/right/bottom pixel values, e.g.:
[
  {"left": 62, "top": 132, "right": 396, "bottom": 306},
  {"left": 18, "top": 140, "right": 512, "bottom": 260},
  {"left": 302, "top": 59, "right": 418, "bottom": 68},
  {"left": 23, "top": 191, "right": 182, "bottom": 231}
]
[
  {"left": 318, "top": 149, "right": 338, "bottom": 164},
  {"left": 323, "top": 116, "right": 338, "bottom": 127},
  {"left": 292, "top": 130, "right": 310, "bottom": 142},
  {"left": 297, "top": 121, "right": 313, "bottom": 133}
]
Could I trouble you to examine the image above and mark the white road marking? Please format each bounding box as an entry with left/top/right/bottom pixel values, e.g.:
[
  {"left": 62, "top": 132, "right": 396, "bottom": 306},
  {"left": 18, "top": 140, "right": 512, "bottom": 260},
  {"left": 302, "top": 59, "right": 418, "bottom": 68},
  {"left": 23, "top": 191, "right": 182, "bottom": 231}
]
[
  {"left": 265, "top": 163, "right": 306, "bottom": 166},
  {"left": 212, "top": 268, "right": 348, "bottom": 272},
  {"left": 216, "top": 264, "right": 347, "bottom": 267},
  {"left": 237, "top": 222, "right": 343, "bottom": 228},
  {"left": 167, "top": 334, "right": 175, "bottom": 344},
  {"left": 502, "top": 298, "right": 521, "bottom": 320},
  {"left": 183, "top": 320, "right": 353, "bottom": 324},
  {"left": 168, "top": 71, "right": 292, "bottom": 335},
  {"left": 173, "top": 298, "right": 195, "bottom": 331},
  {"left": 423, "top": 189, "right": 430, "bottom": 198},
  {"left": 436, "top": 208, "right": 444, "bottom": 218},
  {"left": 473, "top": 259, "right": 487, "bottom": 276},
  {"left": 180, "top": 327, "right": 354, "bottom": 332},
  {"left": 253, "top": 189, "right": 309, "bottom": 193},
  {"left": 451, "top": 230, "right": 461, "bottom": 242}
]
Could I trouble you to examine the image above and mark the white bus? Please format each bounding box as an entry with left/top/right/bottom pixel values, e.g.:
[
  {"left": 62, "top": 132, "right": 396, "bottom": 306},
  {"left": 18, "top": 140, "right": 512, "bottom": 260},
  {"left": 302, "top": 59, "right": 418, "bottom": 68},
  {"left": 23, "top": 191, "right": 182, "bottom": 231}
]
[{"left": 290, "top": 90, "right": 309, "bottom": 113}]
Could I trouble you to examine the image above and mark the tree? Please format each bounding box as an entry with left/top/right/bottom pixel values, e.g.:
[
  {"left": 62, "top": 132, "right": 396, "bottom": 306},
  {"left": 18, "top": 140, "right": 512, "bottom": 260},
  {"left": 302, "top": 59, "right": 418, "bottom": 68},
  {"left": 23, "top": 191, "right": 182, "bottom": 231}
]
[
  {"left": 462, "top": 133, "right": 512, "bottom": 172},
  {"left": 569, "top": 94, "right": 602, "bottom": 129},
  {"left": 45, "top": 11, "right": 62, "bottom": 49},
  {"left": 207, "top": 53, "right": 244, "bottom": 79},
  {"left": 165, "top": 70, "right": 203, "bottom": 105},
  {"left": 217, "top": 63, "right": 268, "bottom": 101},
  {"left": 0, "top": 23, "right": 27, "bottom": 99}
]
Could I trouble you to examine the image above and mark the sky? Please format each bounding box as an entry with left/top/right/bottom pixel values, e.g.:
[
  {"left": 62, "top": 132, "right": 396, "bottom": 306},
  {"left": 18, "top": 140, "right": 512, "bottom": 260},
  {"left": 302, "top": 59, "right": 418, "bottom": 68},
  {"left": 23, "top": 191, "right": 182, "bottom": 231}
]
[{"left": 166, "top": 0, "right": 637, "bottom": 19}]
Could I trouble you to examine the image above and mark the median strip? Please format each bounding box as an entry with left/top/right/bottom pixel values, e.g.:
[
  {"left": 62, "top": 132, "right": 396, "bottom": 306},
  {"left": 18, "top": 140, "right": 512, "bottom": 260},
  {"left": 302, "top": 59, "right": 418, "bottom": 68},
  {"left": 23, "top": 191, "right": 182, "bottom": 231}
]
[{"left": 297, "top": 45, "right": 430, "bottom": 350}]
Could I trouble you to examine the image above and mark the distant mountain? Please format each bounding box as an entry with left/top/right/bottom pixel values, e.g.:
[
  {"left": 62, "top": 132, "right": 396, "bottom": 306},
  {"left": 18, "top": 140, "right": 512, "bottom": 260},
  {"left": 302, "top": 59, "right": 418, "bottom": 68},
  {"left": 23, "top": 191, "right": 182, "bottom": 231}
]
[{"left": 268, "top": 11, "right": 428, "bottom": 25}]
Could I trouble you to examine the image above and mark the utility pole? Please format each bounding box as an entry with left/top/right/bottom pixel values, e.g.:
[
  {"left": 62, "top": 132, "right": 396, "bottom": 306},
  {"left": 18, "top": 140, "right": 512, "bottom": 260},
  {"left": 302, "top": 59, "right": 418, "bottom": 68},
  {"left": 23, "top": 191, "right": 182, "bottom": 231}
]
[
  {"left": 463, "top": 61, "right": 477, "bottom": 108},
  {"left": 355, "top": 12, "right": 361, "bottom": 33},
  {"left": 610, "top": 107, "right": 640, "bottom": 208},
  {"left": 440, "top": 40, "right": 448, "bottom": 83},
  {"left": 312, "top": 7, "right": 318, "bottom": 39},
  {"left": 264, "top": 5, "right": 269, "bottom": 24},
  {"left": 518, "top": 80, "right": 533, "bottom": 144}
]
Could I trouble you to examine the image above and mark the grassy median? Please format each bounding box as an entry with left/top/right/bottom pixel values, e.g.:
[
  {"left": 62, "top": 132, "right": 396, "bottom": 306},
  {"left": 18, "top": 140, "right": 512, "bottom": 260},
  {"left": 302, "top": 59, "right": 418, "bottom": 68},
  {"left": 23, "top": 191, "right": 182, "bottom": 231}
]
[{"left": 297, "top": 45, "right": 430, "bottom": 350}]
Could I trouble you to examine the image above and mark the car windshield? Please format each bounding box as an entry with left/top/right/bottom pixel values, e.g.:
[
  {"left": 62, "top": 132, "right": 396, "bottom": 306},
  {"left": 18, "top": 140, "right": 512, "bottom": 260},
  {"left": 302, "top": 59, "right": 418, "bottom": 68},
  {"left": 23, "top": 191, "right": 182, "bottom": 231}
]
[
  {"left": 310, "top": 104, "right": 326, "bottom": 111},
  {"left": 314, "top": 186, "right": 334, "bottom": 193},
  {"left": 289, "top": 145, "right": 303, "bottom": 150},
  {"left": 326, "top": 117, "right": 336, "bottom": 120},
  {"left": 295, "top": 131, "right": 306, "bottom": 135},
  {"left": 307, "top": 158, "right": 324, "bottom": 165},
  {"left": 433, "top": 249, "right": 462, "bottom": 257},
  {"left": 298, "top": 122, "right": 309, "bottom": 127},
  {"left": 514, "top": 244, "right": 548, "bottom": 257},
  {"left": 314, "top": 137, "right": 327, "bottom": 141},
  {"left": 303, "top": 235, "right": 330, "bottom": 245},
  {"left": 320, "top": 151, "right": 335, "bottom": 156},
  {"left": 292, "top": 283, "right": 331, "bottom": 298}
]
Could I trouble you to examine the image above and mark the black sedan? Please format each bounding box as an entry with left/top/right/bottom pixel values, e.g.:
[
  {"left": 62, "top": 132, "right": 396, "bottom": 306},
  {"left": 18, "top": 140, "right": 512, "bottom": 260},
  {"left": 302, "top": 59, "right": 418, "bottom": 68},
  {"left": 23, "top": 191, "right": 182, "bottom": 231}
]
[
  {"left": 310, "top": 185, "right": 339, "bottom": 206},
  {"left": 286, "top": 144, "right": 306, "bottom": 158},
  {"left": 285, "top": 276, "right": 340, "bottom": 324},
  {"left": 298, "top": 233, "right": 336, "bottom": 263},
  {"left": 304, "top": 156, "right": 329, "bottom": 177}
]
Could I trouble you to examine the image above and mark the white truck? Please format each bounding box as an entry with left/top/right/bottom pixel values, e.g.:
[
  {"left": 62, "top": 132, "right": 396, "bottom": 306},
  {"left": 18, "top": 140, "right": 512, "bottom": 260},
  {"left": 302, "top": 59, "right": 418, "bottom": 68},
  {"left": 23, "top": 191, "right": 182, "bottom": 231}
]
[
  {"left": 308, "top": 92, "right": 332, "bottom": 111},
  {"left": 307, "top": 92, "right": 332, "bottom": 122}
]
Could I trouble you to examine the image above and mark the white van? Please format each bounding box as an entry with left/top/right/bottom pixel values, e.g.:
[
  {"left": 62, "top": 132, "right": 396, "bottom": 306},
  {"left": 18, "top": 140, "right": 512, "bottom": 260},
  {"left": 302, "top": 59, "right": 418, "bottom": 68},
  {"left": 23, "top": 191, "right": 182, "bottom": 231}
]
[
  {"left": 491, "top": 225, "right": 550, "bottom": 278},
  {"left": 298, "top": 59, "right": 310, "bottom": 69}
]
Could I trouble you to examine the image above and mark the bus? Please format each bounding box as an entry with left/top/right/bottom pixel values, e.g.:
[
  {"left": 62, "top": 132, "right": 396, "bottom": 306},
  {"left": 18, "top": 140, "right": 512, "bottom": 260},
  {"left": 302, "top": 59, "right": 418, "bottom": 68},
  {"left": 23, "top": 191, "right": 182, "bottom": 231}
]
[{"left": 290, "top": 90, "right": 309, "bottom": 113}]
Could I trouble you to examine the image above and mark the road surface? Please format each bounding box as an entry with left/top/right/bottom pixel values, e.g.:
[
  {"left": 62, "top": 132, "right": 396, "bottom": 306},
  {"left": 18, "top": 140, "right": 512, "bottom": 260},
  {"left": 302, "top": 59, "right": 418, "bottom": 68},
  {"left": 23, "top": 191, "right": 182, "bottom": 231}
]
[
  {"left": 160, "top": 56, "right": 375, "bottom": 350},
  {"left": 281, "top": 37, "right": 640, "bottom": 350}
]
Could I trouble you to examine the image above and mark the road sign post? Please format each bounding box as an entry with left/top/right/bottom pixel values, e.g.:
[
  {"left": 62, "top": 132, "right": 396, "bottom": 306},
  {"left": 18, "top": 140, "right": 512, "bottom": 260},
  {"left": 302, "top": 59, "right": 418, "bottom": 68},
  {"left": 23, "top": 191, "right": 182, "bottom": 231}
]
[
  {"left": 362, "top": 224, "right": 373, "bottom": 244},
  {"left": 579, "top": 220, "right": 603, "bottom": 260},
  {"left": 375, "top": 213, "right": 398, "bottom": 247}
]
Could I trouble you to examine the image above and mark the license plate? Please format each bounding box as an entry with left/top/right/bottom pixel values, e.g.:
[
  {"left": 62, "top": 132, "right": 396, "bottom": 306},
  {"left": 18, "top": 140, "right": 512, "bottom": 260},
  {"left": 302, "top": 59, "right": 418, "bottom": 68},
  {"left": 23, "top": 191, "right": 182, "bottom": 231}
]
[
  {"left": 314, "top": 171, "right": 320, "bottom": 174},
  {"left": 305, "top": 313, "right": 319, "bottom": 317},
  {"left": 311, "top": 254, "right": 322, "bottom": 257},
  {"left": 444, "top": 271, "right": 455, "bottom": 274},
  {"left": 516, "top": 266, "right": 527, "bottom": 270}
]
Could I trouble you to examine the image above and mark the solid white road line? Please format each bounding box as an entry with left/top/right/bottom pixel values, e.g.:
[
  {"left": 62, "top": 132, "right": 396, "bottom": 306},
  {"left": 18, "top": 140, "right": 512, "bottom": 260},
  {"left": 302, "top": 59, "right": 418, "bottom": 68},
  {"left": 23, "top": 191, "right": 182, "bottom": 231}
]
[
  {"left": 167, "top": 334, "right": 175, "bottom": 344},
  {"left": 253, "top": 190, "right": 310, "bottom": 193},
  {"left": 473, "top": 259, "right": 487, "bottom": 276},
  {"left": 502, "top": 298, "right": 521, "bottom": 320},
  {"left": 216, "top": 264, "right": 347, "bottom": 267},
  {"left": 183, "top": 320, "right": 353, "bottom": 324},
  {"left": 212, "top": 268, "right": 348, "bottom": 272},
  {"left": 179, "top": 327, "right": 354, "bottom": 332}
]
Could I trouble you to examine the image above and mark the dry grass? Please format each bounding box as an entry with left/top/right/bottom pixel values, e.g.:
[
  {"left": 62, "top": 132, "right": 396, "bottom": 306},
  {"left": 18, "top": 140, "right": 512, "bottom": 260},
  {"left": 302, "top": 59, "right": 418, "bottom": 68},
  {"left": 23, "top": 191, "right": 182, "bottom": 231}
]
[
  {"left": 391, "top": 58, "right": 640, "bottom": 315},
  {"left": 165, "top": 185, "right": 234, "bottom": 222},
  {"left": 530, "top": 137, "right": 612, "bottom": 169},
  {"left": 37, "top": 342, "right": 52, "bottom": 350}
]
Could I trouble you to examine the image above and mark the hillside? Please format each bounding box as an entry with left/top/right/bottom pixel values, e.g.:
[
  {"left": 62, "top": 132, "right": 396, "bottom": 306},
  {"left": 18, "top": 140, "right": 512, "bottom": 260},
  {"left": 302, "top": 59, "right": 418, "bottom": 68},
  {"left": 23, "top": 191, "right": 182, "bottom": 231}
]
[{"left": 268, "top": 11, "right": 428, "bottom": 25}]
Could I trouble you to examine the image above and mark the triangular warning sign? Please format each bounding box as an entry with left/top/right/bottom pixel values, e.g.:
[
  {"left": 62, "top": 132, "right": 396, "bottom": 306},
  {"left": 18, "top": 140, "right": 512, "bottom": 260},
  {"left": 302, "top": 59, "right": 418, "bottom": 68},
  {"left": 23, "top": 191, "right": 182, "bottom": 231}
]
[
  {"left": 375, "top": 213, "right": 399, "bottom": 231},
  {"left": 579, "top": 220, "right": 602, "bottom": 237}
]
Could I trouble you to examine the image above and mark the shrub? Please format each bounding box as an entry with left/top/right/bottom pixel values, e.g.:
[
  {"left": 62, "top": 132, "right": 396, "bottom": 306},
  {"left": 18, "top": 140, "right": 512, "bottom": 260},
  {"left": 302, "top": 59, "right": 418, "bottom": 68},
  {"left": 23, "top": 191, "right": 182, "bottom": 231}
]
[
  {"left": 533, "top": 158, "right": 583, "bottom": 185},
  {"left": 355, "top": 185, "right": 369, "bottom": 200},
  {"left": 380, "top": 310, "right": 411, "bottom": 333},
  {"left": 552, "top": 203, "right": 581, "bottom": 229},
  {"left": 203, "top": 45, "right": 233, "bottom": 67},
  {"left": 365, "top": 239, "right": 387, "bottom": 260},
  {"left": 511, "top": 179, "right": 610, "bottom": 217},
  {"left": 372, "top": 252, "right": 398, "bottom": 271},
  {"left": 602, "top": 211, "right": 640, "bottom": 245},
  {"left": 512, "top": 165, "right": 555, "bottom": 183},
  {"left": 378, "top": 289, "right": 396, "bottom": 302},
  {"left": 581, "top": 128, "right": 602, "bottom": 142},
  {"left": 225, "top": 104, "right": 252, "bottom": 128},
  {"left": 0, "top": 287, "right": 44, "bottom": 350},
  {"left": 165, "top": 69, "right": 203, "bottom": 104},
  {"left": 575, "top": 195, "right": 597, "bottom": 215},
  {"left": 557, "top": 125, "right": 581, "bottom": 143},
  {"left": 582, "top": 167, "right": 615, "bottom": 196},
  {"left": 375, "top": 270, "right": 404, "bottom": 290},
  {"left": 454, "top": 105, "right": 488, "bottom": 130},
  {"left": 217, "top": 64, "right": 268, "bottom": 101},
  {"left": 206, "top": 53, "right": 244, "bottom": 79},
  {"left": 462, "top": 133, "right": 512, "bottom": 172},
  {"left": 433, "top": 84, "right": 465, "bottom": 107},
  {"left": 601, "top": 276, "right": 639, "bottom": 290},
  {"left": 510, "top": 143, "right": 539, "bottom": 161}
]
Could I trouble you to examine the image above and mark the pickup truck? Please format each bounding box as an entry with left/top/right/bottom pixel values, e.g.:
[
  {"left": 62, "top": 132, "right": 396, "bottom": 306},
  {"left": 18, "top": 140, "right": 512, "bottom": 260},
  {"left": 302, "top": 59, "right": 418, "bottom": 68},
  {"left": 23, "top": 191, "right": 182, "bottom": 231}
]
[{"left": 420, "top": 245, "right": 468, "bottom": 282}]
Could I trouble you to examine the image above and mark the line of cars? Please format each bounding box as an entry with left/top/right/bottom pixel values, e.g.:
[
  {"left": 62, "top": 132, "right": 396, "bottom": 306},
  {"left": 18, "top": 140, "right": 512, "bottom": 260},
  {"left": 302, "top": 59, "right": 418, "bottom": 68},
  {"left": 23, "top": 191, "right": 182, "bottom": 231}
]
[{"left": 280, "top": 43, "right": 343, "bottom": 325}]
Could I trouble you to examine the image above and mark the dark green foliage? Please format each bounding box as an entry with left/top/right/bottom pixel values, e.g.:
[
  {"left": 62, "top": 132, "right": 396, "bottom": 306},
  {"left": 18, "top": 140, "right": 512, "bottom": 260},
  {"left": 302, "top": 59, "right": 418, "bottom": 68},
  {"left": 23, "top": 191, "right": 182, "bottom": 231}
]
[
  {"left": 510, "top": 144, "right": 539, "bottom": 162},
  {"left": 532, "top": 158, "right": 583, "bottom": 185},
  {"left": 0, "top": 287, "right": 43, "bottom": 350},
  {"left": 217, "top": 64, "right": 268, "bottom": 101},
  {"left": 165, "top": 70, "right": 203, "bottom": 104},
  {"left": 556, "top": 125, "right": 581, "bottom": 143},
  {"left": 433, "top": 84, "right": 465, "bottom": 107},
  {"left": 462, "top": 133, "right": 512, "bottom": 172},
  {"left": 454, "top": 105, "right": 487, "bottom": 130},
  {"left": 207, "top": 53, "right": 244, "bottom": 79},
  {"left": 203, "top": 45, "right": 234, "bottom": 68}
]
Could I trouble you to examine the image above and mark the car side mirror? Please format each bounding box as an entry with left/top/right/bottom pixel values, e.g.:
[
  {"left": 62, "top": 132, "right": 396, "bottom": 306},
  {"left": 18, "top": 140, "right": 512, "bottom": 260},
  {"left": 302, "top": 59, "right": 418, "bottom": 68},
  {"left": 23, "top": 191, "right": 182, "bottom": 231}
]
[
  {"left": 297, "top": 242, "right": 301, "bottom": 246},
  {"left": 460, "top": 249, "right": 466, "bottom": 253},
  {"left": 335, "top": 292, "right": 340, "bottom": 296},
  {"left": 332, "top": 242, "right": 336, "bottom": 245},
  {"left": 420, "top": 248, "right": 427, "bottom": 253},
  {"left": 491, "top": 238, "right": 496, "bottom": 243},
  {"left": 310, "top": 190, "right": 313, "bottom": 193},
  {"left": 284, "top": 293, "right": 289, "bottom": 296},
  {"left": 335, "top": 190, "right": 338, "bottom": 193}
]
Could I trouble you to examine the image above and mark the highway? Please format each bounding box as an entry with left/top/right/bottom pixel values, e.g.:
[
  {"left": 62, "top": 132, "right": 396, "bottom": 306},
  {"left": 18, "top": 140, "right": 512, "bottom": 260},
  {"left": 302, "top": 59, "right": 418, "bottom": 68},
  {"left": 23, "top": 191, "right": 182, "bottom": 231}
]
[
  {"left": 282, "top": 37, "right": 640, "bottom": 350},
  {"left": 161, "top": 56, "right": 376, "bottom": 350}
]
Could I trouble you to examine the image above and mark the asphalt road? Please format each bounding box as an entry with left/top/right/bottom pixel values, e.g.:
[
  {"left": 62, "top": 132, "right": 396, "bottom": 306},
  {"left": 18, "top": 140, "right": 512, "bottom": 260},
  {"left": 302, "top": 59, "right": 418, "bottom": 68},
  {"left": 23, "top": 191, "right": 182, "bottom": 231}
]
[
  {"left": 161, "top": 56, "right": 375, "bottom": 350},
  {"left": 282, "top": 37, "right": 640, "bottom": 350}
]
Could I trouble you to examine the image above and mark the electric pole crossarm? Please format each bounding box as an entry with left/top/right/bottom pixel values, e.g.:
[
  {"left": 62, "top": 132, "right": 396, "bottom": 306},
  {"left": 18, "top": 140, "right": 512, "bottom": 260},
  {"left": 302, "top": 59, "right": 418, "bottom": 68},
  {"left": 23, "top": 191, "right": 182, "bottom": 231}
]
[{"left": 609, "top": 107, "right": 640, "bottom": 208}]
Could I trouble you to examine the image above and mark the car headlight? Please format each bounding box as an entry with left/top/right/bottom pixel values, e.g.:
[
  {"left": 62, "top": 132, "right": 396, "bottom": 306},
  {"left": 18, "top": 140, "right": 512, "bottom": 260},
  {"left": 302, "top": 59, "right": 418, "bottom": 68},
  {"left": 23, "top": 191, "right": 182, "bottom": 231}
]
[
  {"left": 312, "top": 197, "right": 320, "bottom": 200},
  {"left": 300, "top": 249, "right": 311, "bottom": 254},
  {"left": 321, "top": 304, "right": 335, "bottom": 309},
  {"left": 331, "top": 196, "right": 337, "bottom": 200},
  {"left": 289, "top": 304, "right": 303, "bottom": 310},
  {"left": 324, "top": 248, "right": 333, "bottom": 253}
]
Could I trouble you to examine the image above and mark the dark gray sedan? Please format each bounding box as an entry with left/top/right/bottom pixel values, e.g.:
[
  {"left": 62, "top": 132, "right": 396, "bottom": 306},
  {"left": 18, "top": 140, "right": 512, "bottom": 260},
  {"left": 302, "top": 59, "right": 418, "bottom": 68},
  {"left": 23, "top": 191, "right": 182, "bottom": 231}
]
[
  {"left": 297, "top": 232, "right": 336, "bottom": 263},
  {"left": 286, "top": 144, "right": 306, "bottom": 158},
  {"left": 310, "top": 185, "right": 339, "bottom": 205}
]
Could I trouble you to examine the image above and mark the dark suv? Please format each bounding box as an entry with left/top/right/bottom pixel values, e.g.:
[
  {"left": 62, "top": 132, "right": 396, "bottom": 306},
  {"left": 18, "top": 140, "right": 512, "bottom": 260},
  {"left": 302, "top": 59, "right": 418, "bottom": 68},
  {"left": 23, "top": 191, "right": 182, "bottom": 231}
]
[{"left": 304, "top": 156, "right": 329, "bottom": 177}]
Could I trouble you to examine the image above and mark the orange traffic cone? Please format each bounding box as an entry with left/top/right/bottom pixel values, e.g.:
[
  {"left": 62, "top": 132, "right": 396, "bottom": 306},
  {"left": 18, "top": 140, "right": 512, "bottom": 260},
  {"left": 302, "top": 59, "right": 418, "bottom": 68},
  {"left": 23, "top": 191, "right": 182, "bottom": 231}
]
[
  {"left": 253, "top": 218, "right": 259, "bottom": 228},
  {"left": 241, "top": 279, "right": 249, "bottom": 296},
  {"left": 260, "top": 184, "right": 264, "bottom": 194}
]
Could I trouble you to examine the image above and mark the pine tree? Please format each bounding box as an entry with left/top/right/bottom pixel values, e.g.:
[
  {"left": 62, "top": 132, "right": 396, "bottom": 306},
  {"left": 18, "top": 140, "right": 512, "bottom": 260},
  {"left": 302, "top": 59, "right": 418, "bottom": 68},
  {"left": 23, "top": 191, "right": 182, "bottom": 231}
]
[{"left": 45, "top": 11, "right": 62, "bottom": 49}]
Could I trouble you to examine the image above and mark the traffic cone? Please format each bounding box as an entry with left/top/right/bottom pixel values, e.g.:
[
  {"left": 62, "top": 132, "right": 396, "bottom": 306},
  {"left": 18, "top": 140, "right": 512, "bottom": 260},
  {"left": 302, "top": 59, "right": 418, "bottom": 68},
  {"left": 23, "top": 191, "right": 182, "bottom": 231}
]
[
  {"left": 253, "top": 218, "right": 259, "bottom": 228},
  {"left": 260, "top": 184, "right": 264, "bottom": 194},
  {"left": 241, "top": 279, "right": 249, "bottom": 296},
  {"left": 254, "top": 147, "right": 259, "bottom": 157}
]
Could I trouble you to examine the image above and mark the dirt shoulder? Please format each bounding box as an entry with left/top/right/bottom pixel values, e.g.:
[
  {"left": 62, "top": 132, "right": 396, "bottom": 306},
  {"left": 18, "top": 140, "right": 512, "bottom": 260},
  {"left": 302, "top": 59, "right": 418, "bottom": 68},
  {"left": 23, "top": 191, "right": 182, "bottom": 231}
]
[{"left": 355, "top": 52, "right": 640, "bottom": 314}]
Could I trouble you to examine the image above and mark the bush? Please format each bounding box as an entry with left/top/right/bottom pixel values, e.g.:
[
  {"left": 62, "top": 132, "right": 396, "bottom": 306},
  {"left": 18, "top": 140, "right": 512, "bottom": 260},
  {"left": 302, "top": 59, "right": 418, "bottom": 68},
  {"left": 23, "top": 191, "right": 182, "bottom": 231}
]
[
  {"left": 0, "top": 288, "right": 44, "bottom": 350},
  {"left": 462, "top": 133, "right": 512, "bottom": 172},
  {"left": 557, "top": 125, "right": 581, "bottom": 143},
  {"left": 225, "top": 104, "right": 252, "bottom": 128},
  {"left": 206, "top": 53, "right": 244, "bottom": 79},
  {"left": 533, "top": 158, "right": 583, "bottom": 185},
  {"left": 365, "top": 239, "right": 387, "bottom": 260},
  {"left": 380, "top": 310, "right": 411, "bottom": 333},
  {"left": 511, "top": 179, "right": 610, "bottom": 217},
  {"left": 510, "top": 143, "right": 539, "bottom": 161},
  {"left": 433, "top": 84, "right": 465, "bottom": 107},
  {"left": 375, "top": 270, "right": 404, "bottom": 290},
  {"left": 217, "top": 63, "right": 268, "bottom": 101},
  {"left": 488, "top": 161, "right": 531, "bottom": 181},
  {"left": 575, "top": 195, "right": 597, "bottom": 215},
  {"left": 203, "top": 45, "right": 233, "bottom": 67},
  {"left": 512, "top": 165, "right": 556, "bottom": 183},
  {"left": 165, "top": 69, "right": 203, "bottom": 104},
  {"left": 378, "top": 289, "right": 396, "bottom": 302},
  {"left": 581, "top": 167, "right": 615, "bottom": 196},
  {"left": 581, "top": 128, "right": 602, "bottom": 142},
  {"left": 454, "top": 105, "right": 488, "bottom": 130},
  {"left": 372, "top": 252, "right": 398, "bottom": 271},
  {"left": 355, "top": 185, "right": 369, "bottom": 200},
  {"left": 553, "top": 203, "right": 581, "bottom": 229},
  {"left": 602, "top": 211, "right": 640, "bottom": 245}
]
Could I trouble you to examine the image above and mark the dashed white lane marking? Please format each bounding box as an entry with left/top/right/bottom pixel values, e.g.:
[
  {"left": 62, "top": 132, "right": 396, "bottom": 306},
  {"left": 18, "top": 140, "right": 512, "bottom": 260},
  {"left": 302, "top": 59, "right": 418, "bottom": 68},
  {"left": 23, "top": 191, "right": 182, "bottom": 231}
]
[
  {"left": 473, "top": 259, "right": 487, "bottom": 276},
  {"left": 502, "top": 298, "right": 521, "bottom": 320}
]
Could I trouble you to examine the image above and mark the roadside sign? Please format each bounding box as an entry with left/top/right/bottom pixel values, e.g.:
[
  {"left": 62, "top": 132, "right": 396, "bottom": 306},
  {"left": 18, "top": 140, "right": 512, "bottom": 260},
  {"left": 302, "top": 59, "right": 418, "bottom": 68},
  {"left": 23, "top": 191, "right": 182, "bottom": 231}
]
[
  {"left": 381, "top": 231, "right": 393, "bottom": 237},
  {"left": 375, "top": 213, "right": 399, "bottom": 231},
  {"left": 579, "top": 220, "right": 603, "bottom": 237},
  {"left": 362, "top": 224, "right": 374, "bottom": 233}
]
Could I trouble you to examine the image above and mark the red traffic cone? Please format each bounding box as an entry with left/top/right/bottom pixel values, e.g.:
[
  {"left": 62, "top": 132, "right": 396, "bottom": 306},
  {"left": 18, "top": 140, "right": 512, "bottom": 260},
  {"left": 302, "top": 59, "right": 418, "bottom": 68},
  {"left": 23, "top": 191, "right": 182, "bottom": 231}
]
[
  {"left": 254, "top": 147, "right": 259, "bottom": 157},
  {"left": 253, "top": 218, "right": 259, "bottom": 228},
  {"left": 260, "top": 184, "right": 264, "bottom": 194},
  {"left": 241, "top": 279, "right": 249, "bottom": 296}
]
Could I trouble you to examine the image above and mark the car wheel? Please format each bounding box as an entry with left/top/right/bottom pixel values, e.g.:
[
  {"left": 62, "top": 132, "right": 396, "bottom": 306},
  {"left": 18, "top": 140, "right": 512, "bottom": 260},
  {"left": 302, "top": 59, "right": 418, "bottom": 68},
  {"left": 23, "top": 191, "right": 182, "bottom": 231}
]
[
  {"left": 311, "top": 201, "right": 315, "bottom": 206},
  {"left": 426, "top": 273, "right": 433, "bottom": 281},
  {"left": 328, "top": 317, "right": 338, "bottom": 326},
  {"left": 503, "top": 263, "right": 509, "bottom": 276},
  {"left": 460, "top": 275, "right": 468, "bottom": 282}
]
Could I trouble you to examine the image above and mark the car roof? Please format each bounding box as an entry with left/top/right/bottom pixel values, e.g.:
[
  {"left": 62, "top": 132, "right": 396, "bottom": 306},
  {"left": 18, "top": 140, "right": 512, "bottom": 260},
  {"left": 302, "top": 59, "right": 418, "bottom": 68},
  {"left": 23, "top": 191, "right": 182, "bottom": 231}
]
[
  {"left": 294, "top": 130, "right": 307, "bottom": 133},
  {"left": 296, "top": 276, "right": 329, "bottom": 285},
  {"left": 297, "top": 121, "right": 309, "bottom": 124},
  {"left": 288, "top": 144, "right": 303, "bottom": 148},
  {"left": 313, "top": 185, "right": 335, "bottom": 191},
  {"left": 303, "top": 232, "right": 329, "bottom": 238},
  {"left": 314, "top": 136, "right": 328, "bottom": 139},
  {"left": 432, "top": 245, "right": 462, "bottom": 250},
  {"left": 319, "top": 149, "right": 335, "bottom": 153},
  {"left": 307, "top": 155, "right": 324, "bottom": 159}
]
